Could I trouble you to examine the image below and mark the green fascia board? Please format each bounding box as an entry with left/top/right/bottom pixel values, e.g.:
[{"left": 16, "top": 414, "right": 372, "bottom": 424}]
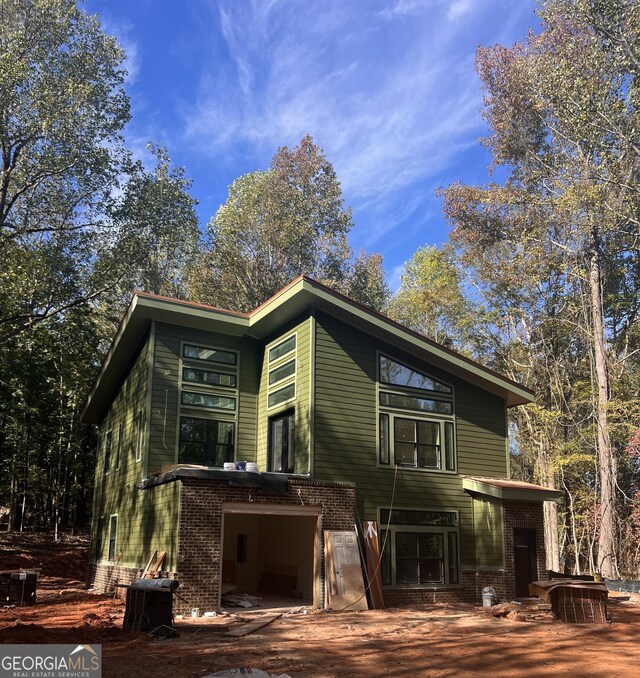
[
  {"left": 462, "top": 477, "right": 562, "bottom": 503},
  {"left": 82, "top": 276, "right": 534, "bottom": 423}
]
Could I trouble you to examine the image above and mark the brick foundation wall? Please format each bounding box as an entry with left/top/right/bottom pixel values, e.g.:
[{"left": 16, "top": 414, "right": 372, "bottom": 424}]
[
  {"left": 382, "top": 500, "right": 547, "bottom": 608},
  {"left": 176, "top": 477, "right": 356, "bottom": 614},
  {"left": 502, "top": 499, "right": 546, "bottom": 601},
  {"left": 87, "top": 562, "right": 179, "bottom": 600}
]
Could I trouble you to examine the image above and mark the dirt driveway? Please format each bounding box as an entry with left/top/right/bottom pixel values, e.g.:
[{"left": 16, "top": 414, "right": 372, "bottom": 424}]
[
  {"left": 1, "top": 534, "right": 640, "bottom": 677},
  {"left": 2, "top": 576, "right": 640, "bottom": 678}
]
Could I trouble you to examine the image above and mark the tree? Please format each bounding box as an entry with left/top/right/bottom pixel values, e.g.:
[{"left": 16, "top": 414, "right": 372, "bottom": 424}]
[
  {"left": 190, "top": 135, "right": 389, "bottom": 312},
  {"left": 0, "top": 0, "right": 130, "bottom": 340},
  {"left": 440, "top": 0, "right": 640, "bottom": 577},
  {"left": 96, "top": 144, "right": 201, "bottom": 323},
  {"left": 388, "top": 245, "right": 479, "bottom": 353}
]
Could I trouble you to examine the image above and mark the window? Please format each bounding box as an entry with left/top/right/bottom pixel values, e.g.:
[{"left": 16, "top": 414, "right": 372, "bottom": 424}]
[
  {"left": 269, "top": 359, "right": 295, "bottom": 385},
  {"left": 179, "top": 416, "right": 235, "bottom": 467},
  {"left": 266, "top": 334, "right": 297, "bottom": 410},
  {"left": 378, "top": 354, "right": 455, "bottom": 471},
  {"left": 180, "top": 342, "right": 239, "bottom": 466},
  {"left": 269, "top": 335, "right": 296, "bottom": 362},
  {"left": 268, "top": 383, "right": 295, "bottom": 408},
  {"left": 181, "top": 390, "right": 236, "bottom": 411},
  {"left": 183, "top": 344, "right": 237, "bottom": 365},
  {"left": 135, "top": 409, "right": 145, "bottom": 462},
  {"left": 379, "top": 509, "right": 458, "bottom": 587},
  {"left": 379, "top": 355, "right": 452, "bottom": 394},
  {"left": 182, "top": 366, "right": 236, "bottom": 388},
  {"left": 108, "top": 515, "right": 117, "bottom": 562},
  {"left": 104, "top": 430, "right": 112, "bottom": 474},
  {"left": 95, "top": 517, "right": 104, "bottom": 560},
  {"left": 268, "top": 410, "right": 295, "bottom": 473},
  {"left": 115, "top": 422, "right": 123, "bottom": 469}
]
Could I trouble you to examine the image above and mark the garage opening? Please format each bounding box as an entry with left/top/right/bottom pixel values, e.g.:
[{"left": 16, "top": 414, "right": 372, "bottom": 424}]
[{"left": 221, "top": 503, "right": 321, "bottom": 611}]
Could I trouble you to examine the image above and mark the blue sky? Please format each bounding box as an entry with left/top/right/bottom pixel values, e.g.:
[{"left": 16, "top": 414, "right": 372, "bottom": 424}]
[{"left": 85, "top": 0, "right": 540, "bottom": 288}]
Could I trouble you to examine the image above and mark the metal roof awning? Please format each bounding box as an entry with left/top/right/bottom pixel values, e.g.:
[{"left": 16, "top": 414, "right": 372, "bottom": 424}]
[{"left": 462, "top": 476, "right": 562, "bottom": 503}]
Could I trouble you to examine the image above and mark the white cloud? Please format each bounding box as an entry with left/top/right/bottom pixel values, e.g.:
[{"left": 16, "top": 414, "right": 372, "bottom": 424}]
[{"left": 183, "top": 0, "right": 534, "bottom": 249}]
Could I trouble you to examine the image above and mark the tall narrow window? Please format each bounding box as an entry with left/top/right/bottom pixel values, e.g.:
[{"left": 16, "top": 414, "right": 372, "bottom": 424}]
[
  {"left": 135, "top": 410, "right": 144, "bottom": 462},
  {"left": 115, "top": 422, "right": 123, "bottom": 469},
  {"left": 104, "top": 431, "right": 113, "bottom": 474},
  {"left": 268, "top": 410, "right": 295, "bottom": 473},
  {"left": 108, "top": 515, "right": 117, "bottom": 561}
]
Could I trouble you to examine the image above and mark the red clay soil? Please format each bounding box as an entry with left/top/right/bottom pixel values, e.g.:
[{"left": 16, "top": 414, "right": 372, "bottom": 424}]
[{"left": 2, "top": 534, "right": 640, "bottom": 677}]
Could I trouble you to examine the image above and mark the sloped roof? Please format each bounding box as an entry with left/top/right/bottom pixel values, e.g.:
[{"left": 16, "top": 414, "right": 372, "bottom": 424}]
[
  {"left": 81, "top": 275, "right": 534, "bottom": 423},
  {"left": 462, "top": 476, "right": 561, "bottom": 502}
]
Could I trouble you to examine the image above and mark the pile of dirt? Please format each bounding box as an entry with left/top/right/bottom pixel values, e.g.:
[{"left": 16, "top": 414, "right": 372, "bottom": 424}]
[
  {"left": 0, "top": 621, "right": 146, "bottom": 646},
  {"left": 0, "top": 532, "right": 89, "bottom": 581}
]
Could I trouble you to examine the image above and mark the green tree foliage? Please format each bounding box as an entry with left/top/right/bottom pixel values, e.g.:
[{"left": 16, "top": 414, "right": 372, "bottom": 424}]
[
  {"left": 0, "top": 0, "right": 130, "bottom": 340},
  {"left": 388, "top": 245, "right": 480, "bottom": 353},
  {"left": 190, "top": 135, "right": 389, "bottom": 312},
  {"left": 0, "top": 1, "right": 202, "bottom": 533},
  {"left": 439, "top": 0, "right": 640, "bottom": 577}
]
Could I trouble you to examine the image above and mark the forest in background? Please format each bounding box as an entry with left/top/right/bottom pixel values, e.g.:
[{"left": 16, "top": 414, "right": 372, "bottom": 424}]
[{"left": 2, "top": 0, "right": 640, "bottom": 580}]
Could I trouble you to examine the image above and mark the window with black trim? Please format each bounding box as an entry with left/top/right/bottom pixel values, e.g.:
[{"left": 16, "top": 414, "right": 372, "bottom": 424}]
[
  {"left": 104, "top": 430, "right": 112, "bottom": 474},
  {"left": 108, "top": 515, "right": 117, "bottom": 562},
  {"left": 179, "top": 416, "right": 235, "bottom": 467},
  {"left": 115, "top": 422, "right": 123, "bottom": 470},
  {"left": 378, "top": 355, "right": 455, "bottom": 471},
  {"left": 268, "top": 409, "right": 295, "bottom": 473},
  {"left": 380, "top": 509, "right": 458, "bottom": 586}
]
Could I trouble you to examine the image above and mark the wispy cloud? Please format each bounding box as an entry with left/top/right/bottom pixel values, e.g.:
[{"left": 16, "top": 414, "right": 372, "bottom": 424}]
[{"left": 183, "top": 0, "right": 535, "bottom": 249}]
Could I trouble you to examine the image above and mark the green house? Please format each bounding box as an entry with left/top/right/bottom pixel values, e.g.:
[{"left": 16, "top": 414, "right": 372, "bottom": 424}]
[{"left": 82, "top": 276, "right": 560, "bottom": 611}]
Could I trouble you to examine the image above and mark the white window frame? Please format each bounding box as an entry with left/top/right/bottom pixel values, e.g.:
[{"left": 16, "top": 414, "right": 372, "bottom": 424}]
[
  {"left": 266, "top": 332, "right": 297, "bottom": 411},
  {"left": 135, "top": 409, "right": 145, "bottom": 463}
]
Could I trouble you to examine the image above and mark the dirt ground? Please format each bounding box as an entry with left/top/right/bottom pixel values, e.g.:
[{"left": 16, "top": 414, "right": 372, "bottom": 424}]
[{"left": 2, "top": 534, "right": 640, "bottom": 677}]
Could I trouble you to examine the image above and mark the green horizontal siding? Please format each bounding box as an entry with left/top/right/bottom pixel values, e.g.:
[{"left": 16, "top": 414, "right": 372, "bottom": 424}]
[
  {"left": 92, "top": 332, "right": 180, "bottom": 570},
  {"left": 150, "top": 322, "right": 259, "bottom": 470},
  {"left": 473, "top": 496, "right": 504, "bottom": 568},
  {"left": 257, "top": 314, "right": 311, "bottom": 474},
  {"left": 312, "top": 311, "right": 509, "bottom": 568}
]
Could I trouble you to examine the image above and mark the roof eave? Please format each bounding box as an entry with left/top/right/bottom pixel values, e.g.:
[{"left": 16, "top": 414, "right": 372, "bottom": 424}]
[{"left": 462, "top": 477, "right": 562, "bottom": 503}]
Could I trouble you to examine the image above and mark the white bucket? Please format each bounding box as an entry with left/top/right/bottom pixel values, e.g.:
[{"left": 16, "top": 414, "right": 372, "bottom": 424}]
[
  {"left": 223, "top": 462, "right": 235, "bottom": 471},
  {"left": 246, "top": 462, "right": 258, "bottom": 473}
]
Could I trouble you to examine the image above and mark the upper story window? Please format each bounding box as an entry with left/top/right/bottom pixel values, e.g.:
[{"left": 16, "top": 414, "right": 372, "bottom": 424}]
[
  {"left": 183, "top": 344, "right": 237, "bottom": 366},
  {"left": 266, "top": 334, "right": 296, "bottom": 411},
  {"left": 179, "top": 342, "right": 239, "bottom": 467},
  {"left": 379, "top": 356, "right": 452, "bottom": 394},
  {"left": 268, "top": 409, "right": 295, "bottom": 473},
  {"left": 378, "top": 355, "right": 456, "bottom": 472},
  {"left": 104, "top": 430, "right": 113, "bottom": 474},
  {"left": 269, "top": 335, "right": 296, "bottom": 362}
]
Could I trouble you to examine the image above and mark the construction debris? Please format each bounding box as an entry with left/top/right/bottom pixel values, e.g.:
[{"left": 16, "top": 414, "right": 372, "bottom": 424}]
[
  {"left": 204, "top": 670, "right": 291, "bottom": 678},
  {"left": 485, "top": 599, "right": 556, "bottom": 623},
  {"left": 224, "top": 613, "right": 282, "bottom": 637},
  {"left": 221, "top": 593, "right": 262, "bottom": 608}
]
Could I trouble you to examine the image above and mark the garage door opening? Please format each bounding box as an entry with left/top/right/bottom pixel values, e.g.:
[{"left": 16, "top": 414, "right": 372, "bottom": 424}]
[{"left": 221, "top": 504, "right": 321, "bottom": 611}]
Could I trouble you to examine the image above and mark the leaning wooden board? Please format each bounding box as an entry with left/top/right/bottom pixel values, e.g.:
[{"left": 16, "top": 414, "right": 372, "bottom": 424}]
[{"left": 224, "top": 613, "right": 282, "bottom": 637}]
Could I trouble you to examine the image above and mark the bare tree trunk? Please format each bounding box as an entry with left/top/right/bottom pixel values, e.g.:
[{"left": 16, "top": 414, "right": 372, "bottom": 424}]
[
  {"left": 538, "top": 441, "right": 560, "bottom": 571},
  {"left": 589, "top": 235, "right": 618, "bottom": 578}
]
